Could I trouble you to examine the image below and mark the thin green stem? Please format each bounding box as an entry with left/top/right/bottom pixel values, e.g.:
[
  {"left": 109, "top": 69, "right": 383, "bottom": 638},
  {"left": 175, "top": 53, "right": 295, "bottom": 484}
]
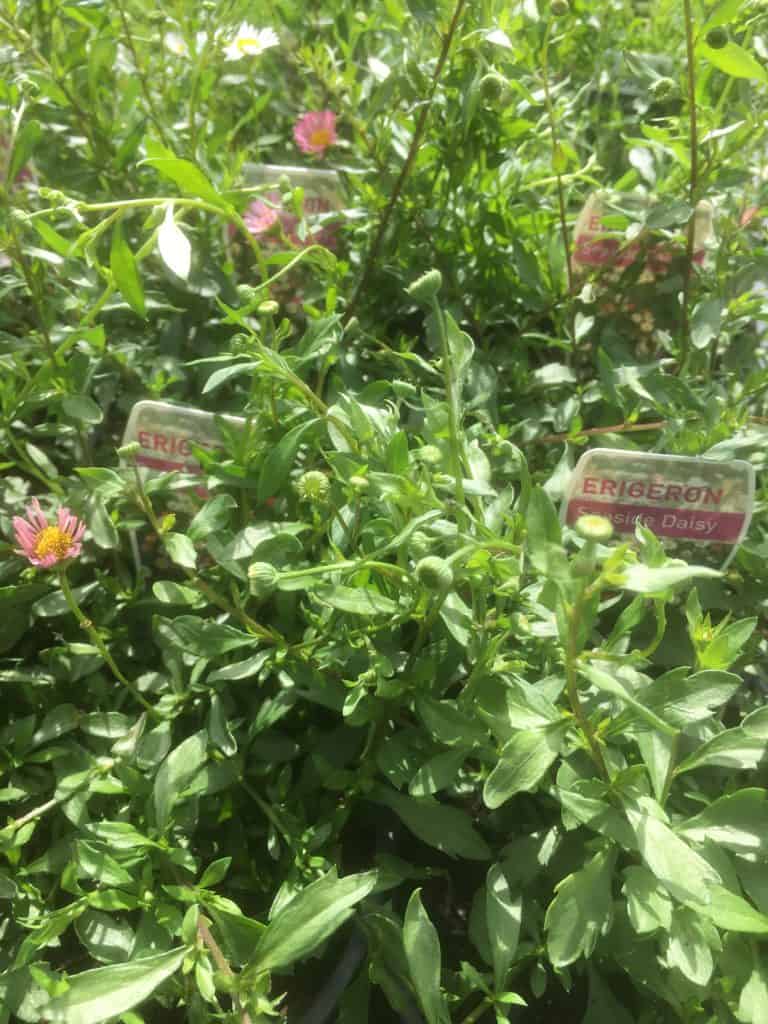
[
  {"left": 679, "top": 0, "right": 699, "bottom": 373},
  {"left": 58, "top": 570, "right": 160, "bottom": 718},
  {"left": 565, "top": 594, "right": 609, "bottom": 779},
  {"left": 459, "top": 996, "right": 492, "bottom": 1024},
  {"left": 430, "top": 296, "right": 467, "bottom": 530},
  {"left": 541, "top": 23, "right": 574, "bottom": 299},
  {"left": 113, "top": 0, "right": 171, "bottom": 146}
]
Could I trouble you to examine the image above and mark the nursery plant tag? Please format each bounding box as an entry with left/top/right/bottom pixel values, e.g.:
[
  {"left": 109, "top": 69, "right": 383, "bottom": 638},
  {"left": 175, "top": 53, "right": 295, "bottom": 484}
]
[
  {"left": 562, "top": 448, "right": 754, "bottom": 564},
  {"left": 573, "top": 191, "right": 713, "bottom": 273},
  {"left": 121, "top": 400, "right": 245, "bottom": 478}
]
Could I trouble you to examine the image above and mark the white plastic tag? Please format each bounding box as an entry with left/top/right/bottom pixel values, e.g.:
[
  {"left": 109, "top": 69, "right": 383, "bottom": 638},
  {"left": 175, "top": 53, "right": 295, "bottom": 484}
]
[
  {"left": 121, "top": 400, "right": 245, "bottom": 479},
  {"left": 562, "top": 448, "right": 754, "bottom": 566}
]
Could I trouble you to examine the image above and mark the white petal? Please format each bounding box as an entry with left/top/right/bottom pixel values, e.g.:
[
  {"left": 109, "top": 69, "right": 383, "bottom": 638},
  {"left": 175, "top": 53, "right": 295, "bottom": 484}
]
[
  {"left": 158, "top": 204, "right": 191, "bottom": 280},
  {"left": 367, "top": 56, "right": 390, "bottom": 81},
  {"left": 486, "top": 28, "right": 513, "bottom": 49}
]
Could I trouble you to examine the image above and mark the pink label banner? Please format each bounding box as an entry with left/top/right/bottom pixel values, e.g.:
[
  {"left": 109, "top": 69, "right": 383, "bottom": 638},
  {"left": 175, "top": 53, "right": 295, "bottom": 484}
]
[{"left": 565, "top": 498, "right": 746, "bottom": 543}]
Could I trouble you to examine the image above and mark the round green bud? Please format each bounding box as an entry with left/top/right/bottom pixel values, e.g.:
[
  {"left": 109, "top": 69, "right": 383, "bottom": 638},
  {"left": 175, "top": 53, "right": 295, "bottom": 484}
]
[
  {"left": 409, "top": 530, "right": 431, "bottom": 560},
  {"left": 480, "top": 72, "right": 506, "bottom": 101},
  {"left": 415, "top": 556, "right": 454, "bottom": 591},
  {"left": 258, "top": 299, "right": 279, "bottom": 316},
  {"left": 649, "top": 77, "right": 678, "bottom": 101},
  {"left": 349, "top": 475, "right": 369, "bottom": 491},
  {"left": 248, "top": 561, "right": 280, "bottom": 598},
  {"left": 236, "top": 284, "right": 260, "bottom": 304},
  {"left": 278, "top": 174, "right": 292, "bottom": 192},
  {"left": 116, "top": 441, "right": 141, "bottom": 457},
  {"left": 296, "top": 470, "right": 330, "bottom": 504},
  {"left": 551, "top": 0, "right": 569, "bottom": 14},
  {"left": 574, "top": 514, "right": 614, "bottom": 542},
  {"left": 406, "top": 269, "right": 442, "bottom": 304},
  {"left": 705, "top": 27, "right": 728, "bottom": 49},
  {"left": 417, "top": 445, "right": 443, "bottom": 466}
]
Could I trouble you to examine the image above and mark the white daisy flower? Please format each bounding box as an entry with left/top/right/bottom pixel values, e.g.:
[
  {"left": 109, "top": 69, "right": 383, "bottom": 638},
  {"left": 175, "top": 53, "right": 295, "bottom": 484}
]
[
  {"left": 223, "top": 23, "right": 279, "bottom": 62},
  {"left": 164, "top": 31, "right": 208, "bottom": 58}
]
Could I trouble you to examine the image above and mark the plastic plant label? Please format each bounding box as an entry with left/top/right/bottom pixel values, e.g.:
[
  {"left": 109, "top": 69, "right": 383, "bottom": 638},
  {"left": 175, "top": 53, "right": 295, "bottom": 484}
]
[
  {"left": 562, "top": 448, "right": 754, "bottom": 560},
  {"left": 573, "top": 191, "right": 713, "bottom": 273},
  {"left": 121, "top": 400, "right": 245, "bottom": 479},
  {"left": 242, "top": 162, "right": 344, "bottom": 253}
]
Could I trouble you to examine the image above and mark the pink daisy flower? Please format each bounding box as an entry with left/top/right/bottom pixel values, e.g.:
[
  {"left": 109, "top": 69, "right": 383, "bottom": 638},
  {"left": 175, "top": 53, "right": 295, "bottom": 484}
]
[
  {"left": 293, "top": 111, "right": 338, "bottom": 156},
  {"left": 243, "top": 199, "right": 280, "bottom": 236},
  {"left": 13, "top": 499, "right": 86, "bottom": 568}
]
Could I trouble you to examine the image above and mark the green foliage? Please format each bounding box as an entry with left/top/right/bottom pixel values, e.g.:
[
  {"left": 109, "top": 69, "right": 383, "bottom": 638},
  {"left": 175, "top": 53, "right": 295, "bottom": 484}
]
[{"left": 2, "top": 0, "right": 768, "bottom": 1020}]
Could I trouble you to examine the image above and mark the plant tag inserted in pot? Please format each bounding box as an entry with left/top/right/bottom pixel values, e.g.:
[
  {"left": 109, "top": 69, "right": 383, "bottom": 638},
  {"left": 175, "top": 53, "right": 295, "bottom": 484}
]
[
  {"left": 121, "top": 400, "right": 245, "bottom": 479},
  {"left": 562, "top": 448, "right": 754, "bottom": 567},
  {"left": 121, "top": 400, "right": 246, "bottom": 573}
]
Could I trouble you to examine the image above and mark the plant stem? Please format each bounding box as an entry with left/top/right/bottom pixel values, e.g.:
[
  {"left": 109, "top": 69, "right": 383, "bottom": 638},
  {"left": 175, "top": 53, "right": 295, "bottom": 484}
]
[
  {"left": 679, "top": 0, "right": 699, "bottom": 372},
  {"left": 197, "top": 917, "right": 252, "bottom": 1024},
  {"left": 345, "top": 0, "right": 467, "bottom": 320},
  {"left": 113, "top": 0, "right": 171, "bottom": 147},
  {"left": 459, "top": 996, "right": 492, "bottom": 1024},
  {"left": 430, "top": 296, "right": 467, "bottom": 530},
  {"left": 541, "top": 23, "right": 574, "bottom": 300},
  {"left": 58, "top": 571, "right": 160, "bottom": 718},
  {"left": 565, "top": 594, "right": 609, "bottom": 779}
]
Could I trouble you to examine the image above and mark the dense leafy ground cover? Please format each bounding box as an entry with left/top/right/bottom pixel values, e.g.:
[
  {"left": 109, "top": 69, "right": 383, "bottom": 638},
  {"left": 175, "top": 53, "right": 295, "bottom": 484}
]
[{"left": 2, "top": 0, "right": 768, "bottom": 1021}]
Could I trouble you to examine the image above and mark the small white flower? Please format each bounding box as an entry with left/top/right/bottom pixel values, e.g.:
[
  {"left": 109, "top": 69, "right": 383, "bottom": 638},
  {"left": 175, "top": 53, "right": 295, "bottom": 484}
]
[
  {"left": 164, "top": 31, "right": 208, "bottom": 58},
  {"left": 223, "top": 23, "right": 278, "bottom": 61}
]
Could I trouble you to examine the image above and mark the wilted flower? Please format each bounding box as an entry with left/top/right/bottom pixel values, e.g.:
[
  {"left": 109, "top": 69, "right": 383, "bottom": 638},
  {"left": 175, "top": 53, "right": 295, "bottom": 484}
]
[
  {"left": 223, "top": 23, "right": 278, "bottom": 61},
  {"left": 243, "top": 199, "right": 280, "bottom": 236},
  {"left": 294, "top": 111, "right": 338, "bottom": 156},
  {"left": 13, "top": 499, "right": 86, "bottom": 568}
]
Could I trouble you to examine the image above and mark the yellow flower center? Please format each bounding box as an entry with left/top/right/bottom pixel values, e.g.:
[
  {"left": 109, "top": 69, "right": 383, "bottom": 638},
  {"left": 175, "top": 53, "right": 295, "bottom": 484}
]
[
  {"left": 309, "top": 128, "right": 332, "bottom": 149},
  {"left": 237, "top": 37, "right": 259, "bottom": 51},
  {"left": 34, "top": 526, "right": 73, "bottom": 561}
]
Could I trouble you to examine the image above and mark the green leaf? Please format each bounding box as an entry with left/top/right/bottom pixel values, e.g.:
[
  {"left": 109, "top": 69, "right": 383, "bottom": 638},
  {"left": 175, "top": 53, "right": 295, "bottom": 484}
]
[
  {"left": 623, "top": 797, "right": 720, "bottom": 903},
  {"left": 704, "top": 0, "right": 745, "bottom": 28},
  {"left": 693, "top": 885, "right": 768, "bottom": 934},
  {"left": 666, "top": 908, "right": 713, "bottom": 986},
  {"left": 737, "top": 964, "right": 768, "bottom": 1023},
  {"left": 88, "top": 497, "right": 118, "bottom": 549},
  {"left": 640, "top": 669, "right": 741, "bottom": 729},
  {"left": 154, "top": 616, "right": 257, "bottom": 657},
  {"left": 141, "top": 141, "right": 223, "bottom": 205},
  {"left": 153, "top": 731, "right": 208, "bottom": 831},
  {"left": 545, "top": 847, "right": 615, "bottom": 968},
  {"left": 678, "top": 789, "right": 768, "bottom": 856},
  {"left": 372, "top": 788, "right": 491, "bottom": 860},
  {"left": 486, "top": 864, "right": 522, "bottom": 991},
  {"left": 257, "top": 418, "right": 318, "bottom": 501},
  {"left": 698, "top": 41, "right": 768, "bottom": 83},
  {"left": 483, "top": 723, "right": 566, "bottom": 809},
  {"left": 617, "top": 564, "right": 721, "bottom": 594},
  {"left": 403, "top": 890, "right": 450, "bottom": 1024},
  {"left": 622, "top": 866, "right": 673, "bottom": 935},
  {"left": 75, "top": 841, "right": 134, "bottom": 887},
  {"left": 675, "top": 727, "right": 767, "bottom": 774},
  {"left": 201, "top": 361, "right": 258, "bottom": 395},
  {"left": 526, "top": 487, "right": 562, "bottom": 572},
  {"left": 188, "top": 495, "right": 237, "bottom": 542},
  {"left": 151, "top": 581, "right": 205, "bottom": 607},
  {"left": 75, "top": 909, "right": 135, "bottom": 964},
  {"left": 698, "top": 617, "right": 756, "bottom": 670},
  {"left": 62, "top": 395, "right": 104, "bottom": 425},
  {"left": 313, "top": 584, "right": 397, "bottom": 616},
  {"left": 164, "top": 532, "right": 197, "bottom": 570},
  {"left": 417, "top": 697, "right": 488, "bottom": 748},
  {"left": 252, "top": 870, "right": 377, "bottom": 972},
  {"left": 110, "top": 221, "right": 146, "bottom": 318},
  {"left": 582, "top": 968, "right": 634, "bottom": 1024},
  {"left": 45, "top": 948, "right": 185, "bottom": 1023},
  {"left": 409, "top": 749, "right": 467, "bottom": 797},
  {"left": 580, "top": 663, "right": 677, "bottom": 736}
]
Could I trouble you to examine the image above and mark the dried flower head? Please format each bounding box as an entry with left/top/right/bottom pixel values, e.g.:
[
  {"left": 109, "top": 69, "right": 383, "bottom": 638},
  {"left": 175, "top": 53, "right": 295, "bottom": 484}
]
[
  {"left": 13, "top": 499, "right": 86, "bottom": 568},
  {"left": 294, "top": 111, "right": 338, "bottom": 156}
]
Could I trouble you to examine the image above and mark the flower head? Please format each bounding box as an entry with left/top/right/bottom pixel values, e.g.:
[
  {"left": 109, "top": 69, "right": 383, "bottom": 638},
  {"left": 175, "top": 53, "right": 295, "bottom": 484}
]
[
  {"left": 223, "top": 23, "right": 279, "bottom": 61},
  {"left": 243, "top": 199, "right": 280, "bottom": 236},
  {"left": 13, "top": 499, "right": 86, "bottom": 568},
  {"left": 294, "top": 111, "right": 338, "bottom": 156}
]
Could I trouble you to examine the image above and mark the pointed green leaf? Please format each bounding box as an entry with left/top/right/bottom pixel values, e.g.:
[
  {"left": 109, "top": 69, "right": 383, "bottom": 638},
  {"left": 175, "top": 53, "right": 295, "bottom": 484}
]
[{"left": 403, "top": 890, "right": 450, "bottom": 1024}]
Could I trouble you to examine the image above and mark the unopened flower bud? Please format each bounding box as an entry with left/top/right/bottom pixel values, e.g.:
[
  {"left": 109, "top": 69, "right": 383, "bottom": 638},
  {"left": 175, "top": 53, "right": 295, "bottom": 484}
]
[
  {"left": 236, "top": 284, "right": 260, "bottom": 304},
  {"left": 649, "top": 77, "right": 678, "bottom": 101},
  {"left": 409, "top": 531, "right": 431, "bottom": 560},
  {"left": 117, "top": 441, "right": 141, "bottom": 457},
  {"left": 248, "top": 561, "right": 280, "bottom": 598},
  {"left": 574, "top": 514, "right": 614, "bottom": 542},
  {"left": 551, "top": 0, "right": 569, "bottom": 14},
  {"left": 349, "top": 475, "right": 369, "bottom": 491},
  {"left": 257, "top": 300, "right": 279, "bottom": 316},
  {"left": 417, "top": 445, "right": 443, "bottom": 466},
  {"left": 415, "top": 556, "right": 453, "bottom": 591},
  {"left": 159, "top": 513, "right": 176, "bottom": 535},
  {"left": 480, "top": 72, "right": 506, "bottom": 101},
  {"left": 296, "top": 470, "right": 330, "bottom": 503},
  {"left": 406, "top": 269, "right": 442, "bottom": 303}
]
